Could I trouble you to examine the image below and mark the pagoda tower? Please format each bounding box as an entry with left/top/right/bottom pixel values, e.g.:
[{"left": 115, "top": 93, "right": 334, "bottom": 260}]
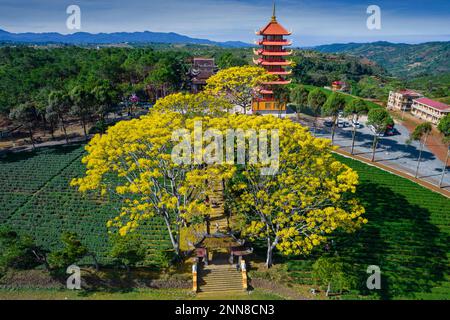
[{"left": 253, "top": 3, "right": 293, "bottom": 115}]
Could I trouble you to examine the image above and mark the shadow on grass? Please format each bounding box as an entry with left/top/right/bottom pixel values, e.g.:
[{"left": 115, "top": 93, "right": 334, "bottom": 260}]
[{"left": 335, "top": 182, "right": 448, "bottom": 299}]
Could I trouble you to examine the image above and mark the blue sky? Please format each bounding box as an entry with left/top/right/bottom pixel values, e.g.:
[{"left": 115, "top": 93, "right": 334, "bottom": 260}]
[{"left": 0, "top": 0, "right": 449, "bottom": 46}]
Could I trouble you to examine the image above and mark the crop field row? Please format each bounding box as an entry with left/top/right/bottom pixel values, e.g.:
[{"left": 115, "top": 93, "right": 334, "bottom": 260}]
[
  {"left": 284, "top": 154, "right": 450, "bottom": 299},
  {"left": 0, "top": 144, "right": 172, "bottom": 266},
  {"left": 1, "top": 144, "right": 449, "bottom": 298}
]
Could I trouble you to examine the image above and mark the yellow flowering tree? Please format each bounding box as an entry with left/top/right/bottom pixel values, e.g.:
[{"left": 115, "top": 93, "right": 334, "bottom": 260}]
[
  {"left": 205, "top": 66, "right": 274, "bottom": 114},
  {"left": 223, "top": 115, "right": 367, "bottom": 267},
  {"left": 152, "top": 92, "right": 232, "bottom": 117},
  {"left": 71, "top": 111, "right": 216, "bottom": 256}
]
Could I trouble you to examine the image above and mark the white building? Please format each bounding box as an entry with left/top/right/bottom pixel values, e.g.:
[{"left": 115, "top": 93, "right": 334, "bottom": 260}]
[
  {"left": 411, "top": 98, "right": 450, "bottom": 125},
  {"left": 387, "top": 89, "right": 423, "bottom": 112}
]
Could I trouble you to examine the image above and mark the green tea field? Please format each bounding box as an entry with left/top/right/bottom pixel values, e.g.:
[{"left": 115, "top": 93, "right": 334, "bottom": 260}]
[{"left": 0, "top": 145, "right": 449, "bottom": 299}]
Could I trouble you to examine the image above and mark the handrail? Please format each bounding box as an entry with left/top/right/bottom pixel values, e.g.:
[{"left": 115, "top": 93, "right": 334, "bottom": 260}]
[
  {"left": 192, "top": 262, "right": 198, "bottom": 293},
  {"left": 241, "top": 260, "right": 248, "bottom": 291}
]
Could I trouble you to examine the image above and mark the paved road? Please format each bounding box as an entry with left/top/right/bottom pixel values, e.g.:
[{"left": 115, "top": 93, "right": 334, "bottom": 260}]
[{"left": 305, "top": 117, "right": 450, "bottom": 189}]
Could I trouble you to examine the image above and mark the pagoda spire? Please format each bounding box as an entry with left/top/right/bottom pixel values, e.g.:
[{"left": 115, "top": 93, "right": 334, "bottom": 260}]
[{"left": 271, "top": 1, "right": 277, "bottom": 22}]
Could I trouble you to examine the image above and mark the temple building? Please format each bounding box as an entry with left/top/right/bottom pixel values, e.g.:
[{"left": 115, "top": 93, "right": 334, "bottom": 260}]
[
  {"left": 253, "top": 3, "right": 292, "bottom": 115},
  {"left": 188, "top": 58, "right": 218, "bottom": 93}
]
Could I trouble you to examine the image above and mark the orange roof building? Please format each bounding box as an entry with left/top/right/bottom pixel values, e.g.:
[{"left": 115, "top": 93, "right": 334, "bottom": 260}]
[{"left": 253, "top": 3, "right": 293, "bottom": 115}]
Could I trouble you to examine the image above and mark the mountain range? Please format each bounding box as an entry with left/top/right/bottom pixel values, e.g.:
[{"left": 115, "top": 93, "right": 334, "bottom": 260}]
[
  {"left": 314, "top": 41, "right": 450, "bottom": 78},
  {"left": 0, "top": 29, "right": 250, "bottom": 48}
]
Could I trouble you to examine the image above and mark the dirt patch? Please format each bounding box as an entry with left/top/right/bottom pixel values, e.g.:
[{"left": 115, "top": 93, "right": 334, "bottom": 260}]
[
  {"left": 391, "top": 110, "right": 448, "bottom": 163},
  {"left": 249, "top": 277, "right": 311, "bottom": 300},
  {"left": 0, "top": 268, "right": 191, "bottom": 291},
  {"left": 0, "top": 269, "right": 64, "bottom": 289}
]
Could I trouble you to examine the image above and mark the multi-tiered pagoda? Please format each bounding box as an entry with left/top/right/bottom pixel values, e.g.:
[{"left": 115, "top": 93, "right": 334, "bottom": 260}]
[{"left": 253, "top": 4, "right": 292, "bottom": 115}]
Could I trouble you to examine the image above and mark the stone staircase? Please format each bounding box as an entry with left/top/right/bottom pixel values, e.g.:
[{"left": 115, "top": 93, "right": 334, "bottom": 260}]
[
  {"left": 198, "top": 263, "right": 244, "bottom": 294},
  {"left": 208, "top": 179, "right": 228, "bottom": 233}
]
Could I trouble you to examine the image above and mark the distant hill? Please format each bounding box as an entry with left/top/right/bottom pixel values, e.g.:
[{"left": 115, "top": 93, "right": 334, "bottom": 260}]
[
  {"left": 0, "top": 28, "right": 251, "bottom": 48},
  {"left": 314, "top": 41, "right": 450, "bottom": 78}
]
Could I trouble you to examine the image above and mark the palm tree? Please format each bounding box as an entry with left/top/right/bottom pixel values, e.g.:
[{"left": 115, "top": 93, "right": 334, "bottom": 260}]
[{"left": 408, "top": 122, "right": 432, "bottom": 178}]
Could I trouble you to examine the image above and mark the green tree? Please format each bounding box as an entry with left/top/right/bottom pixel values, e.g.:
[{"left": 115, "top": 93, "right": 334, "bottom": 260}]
[
  {"left": 322, "top": 92, "right": 347, "bottom": 144},
  {"left": 217, "top": 52, "right": 247, "bottom": 69},
  {"left": 408, "top": 122, "right": 433, "bottom": 178},
  {"left": 0, "top": 227, "right": 41, "bottom": 275},
  {"left": 70, "top": 86, "right": 93, "bottom": 141},
  {"left": 437, "top": 114, "right": 450, "bottom": 187},
  {"left": 9, "top": 102, "right": 38, "bottom": 149},
  {"left": 48, "top": 90, "right": 71, "bottom": 144},
  {"left": 48, "top": 232, "right": 97, "bottom": 270},
  {"left": 273, "top": 85, "right": 290, "bottom": 118},
  {"left": 109, "top": 233, "right": 146, "bottom": 272},
  {"left": 290, "top": 85, "right": 309, "bottom": 118},
  {"left": 92, "top": 83, "right": 118, "bottom": 124},
  {"left": 312, "top": 256, "right": 356, "bottom": 296},
  {"left": 344, "top": 99, "right": 369, "bottom": 155},
  {"left": 308, "top": 88, "right": 328, "bottom": 134},
  {"left": 367, "top": 109, "right": 394, "bottom": 162}
]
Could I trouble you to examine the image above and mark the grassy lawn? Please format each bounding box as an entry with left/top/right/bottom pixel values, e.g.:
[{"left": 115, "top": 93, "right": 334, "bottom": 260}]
[
  {"left": 279, "top": 154, "right": 449, "bottom": 300},
  {"left": 0, "top": 288, "right": 285, "bottom": 300}
]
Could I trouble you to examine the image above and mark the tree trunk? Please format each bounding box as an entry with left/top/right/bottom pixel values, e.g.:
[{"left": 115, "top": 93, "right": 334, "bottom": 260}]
[
  {"left": 439, "top": 146, "right": 449, "bottom": 188},
  {"left": 371, "top": 136, "right": 378, "bottom": 162},
  {"left": 50, "top": 123, "right": 55, "bottom": 140},
  {"left": 90, "top": 253, "right": 99, "bottom": 271},
  {"left": 81, "top": 118, "right": 87, "bottom": 141},
  {"left": 326, "top": 282, "right": 331, "bottom": 297},
  {"left": 351, "top": 125, "right": 357, "bottom": 155},
  {"left": 331, "top": 116, "right": 337, "bottom": 145},
  {"left": 312, "top": 120, "right": 316, "bottom": 136},
  {"left": 29, "top": 128, "right": 35, "bottom": 150},
  {"left": 60, "top": 117, "right": 69, "bottom": 144},
  {"left": 265, "top": 237, "right": 274, "bottom": 268},
  {"left": 163, "top": 213, "right": 180, "bottom": 256},
  {"left": 414, "top": 134, "right": 428, "bottom": 179}
]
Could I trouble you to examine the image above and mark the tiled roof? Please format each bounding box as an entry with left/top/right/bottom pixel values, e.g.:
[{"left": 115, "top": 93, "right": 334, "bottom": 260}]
[
  {"left": 398, "top": 89, "right": 422, "bottom": 96},
  {"left": 257, "top": 20, "right": 291, "bottom": 36},
  {"left": 414, "top": 98, "right": 450, "bottom": 111}
]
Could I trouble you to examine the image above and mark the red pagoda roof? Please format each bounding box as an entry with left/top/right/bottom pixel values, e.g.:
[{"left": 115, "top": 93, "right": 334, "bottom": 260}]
[
  {"left": 256, "top": 39, "right": 292, "bottom": 46},
  {"left": 256, "top": 20, "right": 291, "bottom": 36},
  {"left": 256, "top": 3, "right": 291, "bottom": 36},
  {"left": 253, "top": 58, "right": 292, "bottom": 66},
  {"left": 254, "top": 49, "right": 293, "bottom": 56}
]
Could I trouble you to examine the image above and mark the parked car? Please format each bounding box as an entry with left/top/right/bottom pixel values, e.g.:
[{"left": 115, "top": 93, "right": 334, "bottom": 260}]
[
  {"left": 352, "top": 121, "right": 362, "bottom": 129},
  {"left": 337, "top": 120, "right": 345, "bottom": 128},
  {"left": 324, "top": 120, "right": 333, "bottom": 127}
]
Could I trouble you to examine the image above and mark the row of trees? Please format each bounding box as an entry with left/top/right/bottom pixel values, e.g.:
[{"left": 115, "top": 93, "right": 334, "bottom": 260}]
[
  {"left": 291, "top": 86, "right": 394, "bottom": 162},
  {"left": 291, "top": 85, "right": 450, "bottom": 187},
  {"left": 8, "top": 82, "right": 119, "bottom": 148},
  {"left": 0, "top": 227, "right": 146, "bottom": 277}
]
